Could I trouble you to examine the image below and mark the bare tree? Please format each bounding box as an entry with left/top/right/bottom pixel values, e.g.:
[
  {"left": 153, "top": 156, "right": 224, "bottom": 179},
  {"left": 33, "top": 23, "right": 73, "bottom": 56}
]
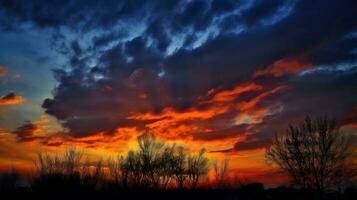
[
  {"left": 213, "top": 158, "right": 229, "bottom": 187},
  {"left": 172, "top": 146, "right": 188, "bottom": 188},
  {"left": 63, "top": 147, "right": 83, "bottom": 175},
  {"left": 137, "top": 131, "right": 164, "bottom": 187},
  {"left": 36, "top": 146, "right": 83, "bottom": 176},
  {"left": 266, "top": 116, "right": 356, "bottom": 191},
  {"left": 34, "top": 146, "right": 84, "bottom": 191},
  {"left": 158, "top": 144, "right": 176, "bottom": 188},
  {"left": 125, "top": 150, "right": 143, "bottom": 187},
  {"left": 120, "top": 132, "right": 211, "bottom": 188},
  {"left": 187, "top": 148, "right": 210, "bottom": 188},
  {"left": 107, "top": 155, "right": 125, "bottom": 185},
  {"left": 34, "top": 132, "right": 212, "bottom": 189}
]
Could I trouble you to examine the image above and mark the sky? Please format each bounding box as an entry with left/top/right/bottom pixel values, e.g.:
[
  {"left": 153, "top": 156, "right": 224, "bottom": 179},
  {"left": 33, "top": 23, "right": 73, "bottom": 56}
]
[{"left": 0, "top": 0, "right": 356, "bottom": 186}]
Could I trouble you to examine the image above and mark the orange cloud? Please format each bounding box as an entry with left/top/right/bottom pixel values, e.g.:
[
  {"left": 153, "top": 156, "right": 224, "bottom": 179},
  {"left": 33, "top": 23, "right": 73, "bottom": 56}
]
[
  {"left": 0, "top": 92, "right": 24, "bottom": 105},
  {"left": 129, "top": 106, "right": 227, "bottom": 140},
  {"left": 0, "top": 129, "right": 39, "bottom": 171},
  {"left": 125, "top": 82, "right": 286, "bottom": 150},
  {"left": 127, "top": 84, "right": 261, "bottom": 140},
  {"left": 236, "top": 85, "right": 286, "bottom": 111},
  {"left": 253, "top": 55, "right": 312, "bottom": 78},
  {"left": 233, "top": 85, "right": 286, "bottom": 125},
  {"left": 0, "top": 66, "right": 7, "bottom": 77},
  {"left": 210, "top": 83, "right": 262, "bottom": 102},
  {"left": 0, "top": 80, "right": 289, "bottom": 184},
  {"left": 6, "top": 80, "right": 286, "bottom": 161}
]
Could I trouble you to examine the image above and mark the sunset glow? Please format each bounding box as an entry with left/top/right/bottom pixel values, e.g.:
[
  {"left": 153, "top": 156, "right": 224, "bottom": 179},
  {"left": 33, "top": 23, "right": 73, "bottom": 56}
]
[{"left": 0, "top": 0, "right": 356, "bottom": 188}]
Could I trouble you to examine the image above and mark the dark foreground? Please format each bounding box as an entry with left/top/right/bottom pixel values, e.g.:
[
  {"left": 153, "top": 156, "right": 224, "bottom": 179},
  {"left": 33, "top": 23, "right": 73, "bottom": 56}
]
[{"left": 1, "top": 185, "right": 356, "bottom": 200}]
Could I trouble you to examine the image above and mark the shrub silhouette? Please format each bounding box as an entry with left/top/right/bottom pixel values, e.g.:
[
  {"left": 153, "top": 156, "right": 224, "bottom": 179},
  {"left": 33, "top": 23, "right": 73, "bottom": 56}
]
[{"left": 266, "top": 116, "right": 356, "bottom": 191}]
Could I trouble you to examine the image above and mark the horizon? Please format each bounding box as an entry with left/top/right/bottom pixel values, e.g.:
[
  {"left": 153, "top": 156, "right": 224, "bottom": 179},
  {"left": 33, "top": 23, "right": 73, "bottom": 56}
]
[{"left": 0, "top": 0, "right": 356, "bottom": 187}]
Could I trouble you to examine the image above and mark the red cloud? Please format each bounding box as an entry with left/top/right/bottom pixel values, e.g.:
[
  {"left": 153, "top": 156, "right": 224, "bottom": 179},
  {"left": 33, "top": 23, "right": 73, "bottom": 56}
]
[{"left": 253, "top": 55, "right": 312, "bottom": 78}]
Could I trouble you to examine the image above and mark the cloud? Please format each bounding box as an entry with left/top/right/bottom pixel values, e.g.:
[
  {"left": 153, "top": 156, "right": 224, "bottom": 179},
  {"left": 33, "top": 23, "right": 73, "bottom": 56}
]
[
  {"left": 0, "top": 65, "right": 7, "bottom": 77},
  {"left": 0, "top": 0, "right": 356, "bottom": 154},
  {"left": 39, "top": 1, "right": 356, "bottom": 141},
  {"left": 0, "top": 92, "right": 24, "bottom": 105},
  {"left": 12, "top": 122, "right": 38, "bottom": 142},
  {"left": 229, "top": 66, "right": 357, "bottom": 152},
  {"left": 253, "top": 54, "right": 312, "bottom": 78},
  {"left": 239, "top": 0, "right": 293, "bottom": 27}
]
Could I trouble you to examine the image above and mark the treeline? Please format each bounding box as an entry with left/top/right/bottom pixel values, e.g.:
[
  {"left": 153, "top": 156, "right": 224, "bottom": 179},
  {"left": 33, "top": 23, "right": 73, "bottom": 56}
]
[
  {"left": 33, "top": 132, "right": 214, "bottom": 190},
  {"left": 0, "top": 116, "right": 356, "bottom": 195}
]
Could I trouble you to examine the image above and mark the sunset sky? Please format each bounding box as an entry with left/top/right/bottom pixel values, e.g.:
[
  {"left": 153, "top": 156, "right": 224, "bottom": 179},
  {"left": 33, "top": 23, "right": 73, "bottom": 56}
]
[{"left": 0, "top": 0, "right": 356, "bottom": 186}]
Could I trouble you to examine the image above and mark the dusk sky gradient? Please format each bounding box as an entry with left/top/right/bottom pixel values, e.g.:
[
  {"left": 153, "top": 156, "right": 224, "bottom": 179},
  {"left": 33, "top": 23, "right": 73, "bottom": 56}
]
[{"left": 0, "top": 0, "right": 356, "bottom": 186}]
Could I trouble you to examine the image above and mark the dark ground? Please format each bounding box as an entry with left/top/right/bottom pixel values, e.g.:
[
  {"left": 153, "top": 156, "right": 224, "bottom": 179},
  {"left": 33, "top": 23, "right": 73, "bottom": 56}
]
[{"left": 1, "top": 184, "right": 356, "bottom": 200}]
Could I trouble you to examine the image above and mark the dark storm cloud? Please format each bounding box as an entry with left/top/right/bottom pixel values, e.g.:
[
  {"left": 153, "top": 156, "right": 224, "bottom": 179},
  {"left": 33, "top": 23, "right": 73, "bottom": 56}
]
[
  {"left": 48, "top": 0, "right": 357, "bottom": 137},
  {"left": 41, "top": 38, "right": 171, "bottom": 136},
  {"left": 2, "top": 0, "right": 357, "bottom": 141}
]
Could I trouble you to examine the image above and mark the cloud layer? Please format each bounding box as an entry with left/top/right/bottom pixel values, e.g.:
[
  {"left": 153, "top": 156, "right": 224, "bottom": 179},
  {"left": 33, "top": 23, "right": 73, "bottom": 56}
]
[{"left": 1, "top": 0, "right": 356, "bottom": 152}]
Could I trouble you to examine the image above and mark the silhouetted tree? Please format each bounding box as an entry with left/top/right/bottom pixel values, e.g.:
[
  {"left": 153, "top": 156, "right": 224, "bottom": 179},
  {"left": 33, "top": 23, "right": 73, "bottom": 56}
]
[
  {"left": 172, "top": 146, "right": 188, "bottom": 188},
  {"left": 64, "top": 147, "right": 83, "bottom": 174},
  {"left": 187, "top": 148, "right": 210, "bottom": 188},
  {"left": 34, "top": 147, "right": 84, "bottom": 191},
  {"left": 124, "top": 150, "right": 143, "bottom": 187},
  {"left": 137, "top": 131, "right": 164, "bottom": 187},
  {"left": 107, "top": 155, "right": 125, "bottom": 185},
  {"left": 36, "top": 146, "right": 83, "bottom": 176},
  {"left": 213, "top": 158, "right": 230, "bottom": 187},
  {"left": 92, "top": 157, "right": 105, "bottom": 188},
  {"left": 158, "top": 144, "right": 176, "bottom": 188},
  {"left": 33, "top": 132, "right": 212, "bottom": 189},
  {"left": 266, "top": 116, "right": 356, "bottom": 191}
]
